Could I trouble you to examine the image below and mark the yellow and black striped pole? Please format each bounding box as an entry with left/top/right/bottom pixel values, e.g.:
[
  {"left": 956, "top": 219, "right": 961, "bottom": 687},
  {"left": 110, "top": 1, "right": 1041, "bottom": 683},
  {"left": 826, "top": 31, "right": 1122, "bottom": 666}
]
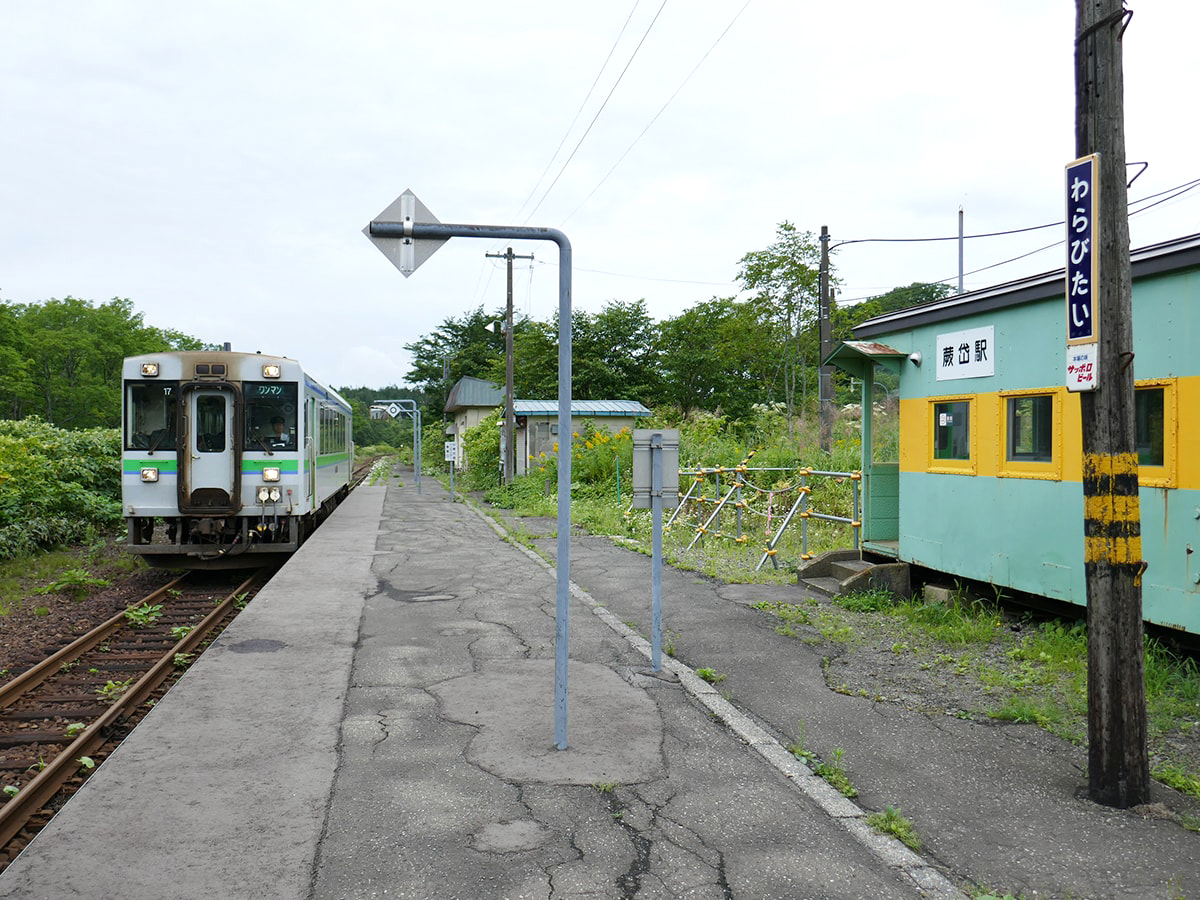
[{"left": 1075, "top": 0, "right": 1149, "bottom": 809}]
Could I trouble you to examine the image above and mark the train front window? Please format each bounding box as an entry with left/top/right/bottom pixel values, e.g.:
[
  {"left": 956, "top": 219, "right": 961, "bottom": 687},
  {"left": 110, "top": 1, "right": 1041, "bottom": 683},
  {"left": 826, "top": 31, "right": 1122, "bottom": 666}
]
[
  {"left": 195, "top": 395, "right": 226, "bottom": 452},
  {"left": 126, "top": 383, "right": 178, "bottom": 451},
  {"left": 245, "top": 382, "right": 298, "bottom": 451}
]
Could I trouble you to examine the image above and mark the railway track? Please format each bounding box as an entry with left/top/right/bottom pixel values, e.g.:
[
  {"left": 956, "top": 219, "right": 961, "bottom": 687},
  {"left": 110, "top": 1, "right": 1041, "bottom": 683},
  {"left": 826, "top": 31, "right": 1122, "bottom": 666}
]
[{"left": 0, "top": 569, "right": 269, "bottom": 867}]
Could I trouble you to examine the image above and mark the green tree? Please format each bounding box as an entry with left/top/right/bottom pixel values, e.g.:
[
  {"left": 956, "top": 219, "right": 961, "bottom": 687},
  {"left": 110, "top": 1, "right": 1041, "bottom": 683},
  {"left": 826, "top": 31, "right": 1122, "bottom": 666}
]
[
  {"left": 839, "top": 281, "right": 952, "bottom": 330},
  {"left": 1, "top": 296, "right": 203, "bottom": 428},
  {"left": 504, "top": 319, "right": 559, "bottom": 400},
  {"left": 491, "top": 300, "right": 659, "bottom": 404},
  {"left": 404, "top": 306, "right": 507, "bottom": 420},
  {"left": 572, "top": 299, "right": 658, "bottom": 402},
  {"left": 736, "top": 222, "right": 827, "bottom": 430},
  {"left": 656, "top": 297, "right": 768, "bottom": 420}
]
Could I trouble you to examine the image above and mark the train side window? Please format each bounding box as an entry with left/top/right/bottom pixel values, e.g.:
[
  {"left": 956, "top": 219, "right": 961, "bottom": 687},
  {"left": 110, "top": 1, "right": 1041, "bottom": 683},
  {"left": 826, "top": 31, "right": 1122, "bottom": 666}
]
[{"left": 933, "top": 400, "right": 971, "bottom": 461}]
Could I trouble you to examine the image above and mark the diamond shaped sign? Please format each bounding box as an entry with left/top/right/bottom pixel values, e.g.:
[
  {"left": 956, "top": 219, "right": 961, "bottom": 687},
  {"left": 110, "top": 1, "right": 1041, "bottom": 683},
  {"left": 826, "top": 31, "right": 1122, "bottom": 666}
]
[{"left": 363, "top": 189, "right": 447, "bottom": 278}]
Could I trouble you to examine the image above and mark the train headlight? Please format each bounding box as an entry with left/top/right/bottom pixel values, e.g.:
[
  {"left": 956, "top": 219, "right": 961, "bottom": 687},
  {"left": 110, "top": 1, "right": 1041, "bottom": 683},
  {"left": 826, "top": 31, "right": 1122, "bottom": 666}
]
[
  {"left": 262, "top": 467, "right": 281, "bottom": 482},
  {"left": 257, "top": 487, "right": 271, "bottom": 503},
  {"left": 140, "top": 363, "right": 160, "bottom": 377},
  {"left": 140, "top": 467, "right": 159, "bottom": 483},
  {"left": 262, "top": 364, "right": 281, "bottom": 379}
]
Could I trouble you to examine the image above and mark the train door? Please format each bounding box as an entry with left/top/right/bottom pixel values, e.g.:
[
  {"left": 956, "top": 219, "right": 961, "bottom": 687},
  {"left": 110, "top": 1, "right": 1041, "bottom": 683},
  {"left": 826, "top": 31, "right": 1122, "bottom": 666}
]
[
  {"left": 306, "top": 395, "right": 318, "bottom": 509},
  {"left": 179, "top": 385, "right": 241, "bottom": 514}
]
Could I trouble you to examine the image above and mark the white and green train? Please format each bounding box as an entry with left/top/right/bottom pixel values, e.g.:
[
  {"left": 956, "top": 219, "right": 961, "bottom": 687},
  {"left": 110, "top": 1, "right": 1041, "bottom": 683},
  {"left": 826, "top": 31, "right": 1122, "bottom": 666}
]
[{"left": 121, "top": 350, "right": 353, "bottom": 568}]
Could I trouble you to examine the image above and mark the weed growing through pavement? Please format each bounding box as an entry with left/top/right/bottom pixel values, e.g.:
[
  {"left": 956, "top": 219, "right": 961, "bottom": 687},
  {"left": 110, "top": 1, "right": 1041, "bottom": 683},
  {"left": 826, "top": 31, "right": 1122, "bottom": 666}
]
[
  {"left": 866, "top": 805, "right": 920, "bottom": 851},
  {"left": 788, "top": 722, "right": 858, "bottom": 798},
  {"left": 695, "top": 667, "right": 726, "bottom": 684}
]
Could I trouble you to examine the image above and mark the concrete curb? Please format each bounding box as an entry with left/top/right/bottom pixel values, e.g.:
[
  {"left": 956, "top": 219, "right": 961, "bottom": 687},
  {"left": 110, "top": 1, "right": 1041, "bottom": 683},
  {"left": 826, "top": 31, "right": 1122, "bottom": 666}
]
[{"left": 464, "top": 499, "right": 965, "bottom": 899}]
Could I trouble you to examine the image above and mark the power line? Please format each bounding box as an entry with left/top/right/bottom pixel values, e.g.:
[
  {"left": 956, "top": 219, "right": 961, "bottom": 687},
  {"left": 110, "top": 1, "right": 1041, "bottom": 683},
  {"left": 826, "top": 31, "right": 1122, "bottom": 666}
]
[
  {"left": 509, "top": 2, "right": 643, "bottom": 226},
  {"left": 835, "top": 177, "right": 1200, "bottom": 248},
  {"left": 521, "top": 0, "right": 669, "bottom": 225},
  {"left": 559, "top": 0, "right": 754, "bottom": 228}
]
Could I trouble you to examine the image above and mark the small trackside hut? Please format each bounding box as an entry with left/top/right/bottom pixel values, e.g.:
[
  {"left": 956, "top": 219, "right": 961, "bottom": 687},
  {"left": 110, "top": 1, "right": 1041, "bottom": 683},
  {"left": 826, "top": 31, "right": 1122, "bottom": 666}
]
[
  {"left": 121, "top": 350, "right": 354, "bottom": 569},
  {"left": 826, "top": 233, "right": 1200, "bottom": 635}
]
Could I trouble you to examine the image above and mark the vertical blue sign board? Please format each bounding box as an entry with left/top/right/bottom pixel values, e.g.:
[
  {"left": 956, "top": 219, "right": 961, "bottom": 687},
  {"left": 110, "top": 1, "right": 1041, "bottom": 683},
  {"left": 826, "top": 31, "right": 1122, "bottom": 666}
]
[{"left": 1066, "top": 155, "right": 1099, "bottom": 344}]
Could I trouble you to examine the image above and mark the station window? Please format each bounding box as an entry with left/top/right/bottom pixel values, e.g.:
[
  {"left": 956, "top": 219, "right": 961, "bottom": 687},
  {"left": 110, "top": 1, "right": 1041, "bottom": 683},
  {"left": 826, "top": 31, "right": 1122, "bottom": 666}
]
[
  {"left": 1007, "top": 395, "right": 1053, "bottom": 462},
  {"left": 933, "top": 400, "right": 971, "bottom": 461},
  {"left": 1135, "top": 386, "right": 1164, "bottom": 466},
  {"left": 1133, "top": 379, "right": 1175, "bottom": 487}
]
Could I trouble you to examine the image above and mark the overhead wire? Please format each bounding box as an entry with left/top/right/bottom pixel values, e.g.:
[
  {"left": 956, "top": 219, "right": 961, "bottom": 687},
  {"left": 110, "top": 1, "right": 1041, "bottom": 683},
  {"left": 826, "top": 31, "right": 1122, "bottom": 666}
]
[
  {"left": 828, "top": 176, "right": 1200, "bottom": 295},
  {"left": 558, "top": 0, "right": 754, "bottom": 228},
  {"left": 509, "top": 1, "right": 642, "bottom": 226},
  {"left": 521, "top": 0, "right": 669, "bottom": 226}
]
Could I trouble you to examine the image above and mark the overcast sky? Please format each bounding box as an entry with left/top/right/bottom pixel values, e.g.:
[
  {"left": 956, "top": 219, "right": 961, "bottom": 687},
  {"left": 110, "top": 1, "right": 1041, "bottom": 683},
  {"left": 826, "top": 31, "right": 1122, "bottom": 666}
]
[{"left": 3, "top": 1, "right": 1198, "bottom": 390}]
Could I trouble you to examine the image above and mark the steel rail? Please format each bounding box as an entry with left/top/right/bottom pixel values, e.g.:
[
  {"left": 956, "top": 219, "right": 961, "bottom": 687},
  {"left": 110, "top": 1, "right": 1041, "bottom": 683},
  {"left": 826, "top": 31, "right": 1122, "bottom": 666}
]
[
  {"left": 0, "top": 573, "right": 191, "bottom": 710},
  {"left": 0, "top": 573, "right": 259, "bottom": 849}
]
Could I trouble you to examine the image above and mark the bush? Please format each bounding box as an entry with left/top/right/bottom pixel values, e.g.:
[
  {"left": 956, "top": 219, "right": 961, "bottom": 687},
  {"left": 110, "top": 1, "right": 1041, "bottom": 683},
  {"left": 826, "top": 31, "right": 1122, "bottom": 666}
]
[
  {"left": 460, "top": 409, "right": 502, "bottom": 491},
  {"left": 0, "top": 418, "right": 122, "bottom": 561}
]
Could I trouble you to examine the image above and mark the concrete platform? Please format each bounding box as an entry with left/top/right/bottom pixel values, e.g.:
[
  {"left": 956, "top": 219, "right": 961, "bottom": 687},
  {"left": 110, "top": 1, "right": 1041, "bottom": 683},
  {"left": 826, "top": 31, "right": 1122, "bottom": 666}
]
[
  {"left": 1, "top": 470, "right": 1196, "bottom": 899},
  {"left": 0, "top": 478, "right": 939, "bottom": 899}
]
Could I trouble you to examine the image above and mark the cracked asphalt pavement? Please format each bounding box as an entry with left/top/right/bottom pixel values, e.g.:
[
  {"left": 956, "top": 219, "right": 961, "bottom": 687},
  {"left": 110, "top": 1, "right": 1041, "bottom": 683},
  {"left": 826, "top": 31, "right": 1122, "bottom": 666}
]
[{"left": 311, "top": 480, "right": 935, "bottom": 899}]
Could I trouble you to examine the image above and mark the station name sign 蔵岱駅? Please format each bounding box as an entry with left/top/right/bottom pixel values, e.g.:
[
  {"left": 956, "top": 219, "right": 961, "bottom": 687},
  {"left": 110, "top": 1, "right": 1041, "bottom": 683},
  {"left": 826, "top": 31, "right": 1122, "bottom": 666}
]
[{"left": 935, "top": 325, "right": 994, "bottom": 381}]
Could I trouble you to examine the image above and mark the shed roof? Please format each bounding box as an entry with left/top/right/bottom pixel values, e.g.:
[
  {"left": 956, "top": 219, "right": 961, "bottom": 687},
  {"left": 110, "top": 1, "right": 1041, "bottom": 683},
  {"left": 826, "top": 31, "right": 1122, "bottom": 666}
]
[
  {"left": 854, "top": 231, "right": 1200, "bottom": 338},
  {"left": 514, "top": 399, "right": 651, "bottom": 417},
  {"left": 444, "top": 376, "right": 503, "bottom": 413}
]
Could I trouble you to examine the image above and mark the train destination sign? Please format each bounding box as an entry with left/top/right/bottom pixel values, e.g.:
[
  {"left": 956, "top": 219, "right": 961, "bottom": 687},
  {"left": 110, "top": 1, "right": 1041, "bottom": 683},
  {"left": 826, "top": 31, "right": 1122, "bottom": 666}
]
[{"left": 1065, "top": 154, "right": 1099, "bottom": 344}]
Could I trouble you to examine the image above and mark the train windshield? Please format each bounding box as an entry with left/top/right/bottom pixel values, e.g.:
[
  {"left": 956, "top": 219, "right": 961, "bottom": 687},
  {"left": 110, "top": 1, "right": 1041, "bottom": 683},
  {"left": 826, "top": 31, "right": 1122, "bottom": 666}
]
[
  {"left": 126, "top": 382, "right": 178, "bottom": 452},
  {"left": 245, "top": 382, "right": 299, "bottom": 451}
]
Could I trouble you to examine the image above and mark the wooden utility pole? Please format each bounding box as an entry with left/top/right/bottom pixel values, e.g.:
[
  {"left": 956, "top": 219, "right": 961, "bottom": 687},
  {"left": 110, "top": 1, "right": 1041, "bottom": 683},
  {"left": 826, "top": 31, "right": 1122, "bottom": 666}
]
[
  {"left": 486, "top": 247, "right": 534, "bottom": 483},
  {"left": 818, "top": 225, "right": 833, "bottom": 452},
  {"left": 1074, "top": 0, "right": 1149, "bottom": 807}
]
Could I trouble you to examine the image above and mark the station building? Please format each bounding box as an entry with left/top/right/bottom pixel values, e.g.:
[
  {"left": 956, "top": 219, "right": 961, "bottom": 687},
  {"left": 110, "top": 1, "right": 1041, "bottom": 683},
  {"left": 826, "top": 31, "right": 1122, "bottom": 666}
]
[{"left": 827, "top": 233, "right": 1200, "bottom": 634}]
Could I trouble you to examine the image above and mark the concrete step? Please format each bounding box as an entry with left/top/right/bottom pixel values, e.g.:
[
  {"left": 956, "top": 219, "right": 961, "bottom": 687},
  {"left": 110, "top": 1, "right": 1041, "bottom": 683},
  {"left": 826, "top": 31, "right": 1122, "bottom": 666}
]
[
  {"left": 800, "top": 576, "right": 843, "bottom": 598},
  {"left": 828, "top": 558, "right": 874, "bottom": 581}
]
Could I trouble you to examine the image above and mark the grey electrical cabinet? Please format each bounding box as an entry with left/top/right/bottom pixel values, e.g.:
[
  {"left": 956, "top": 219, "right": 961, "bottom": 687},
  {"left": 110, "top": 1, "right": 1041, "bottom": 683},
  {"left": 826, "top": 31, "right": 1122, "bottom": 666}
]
[{"left": 632, "top": 429, "right": 680, "bottom": 510}]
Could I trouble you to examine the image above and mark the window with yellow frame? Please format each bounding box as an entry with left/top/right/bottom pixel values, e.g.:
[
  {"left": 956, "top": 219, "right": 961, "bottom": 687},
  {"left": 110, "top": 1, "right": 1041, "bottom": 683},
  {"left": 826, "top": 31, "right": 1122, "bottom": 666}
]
[
  {"left": 929, "top": 395, "right": 975, "bottom": 474},
  {"left": 999, "top": 388, "right": 1063, "bottom": 480},
  {"left": 1135, "top": 378, "right": 1176, "bottom": 487}
]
